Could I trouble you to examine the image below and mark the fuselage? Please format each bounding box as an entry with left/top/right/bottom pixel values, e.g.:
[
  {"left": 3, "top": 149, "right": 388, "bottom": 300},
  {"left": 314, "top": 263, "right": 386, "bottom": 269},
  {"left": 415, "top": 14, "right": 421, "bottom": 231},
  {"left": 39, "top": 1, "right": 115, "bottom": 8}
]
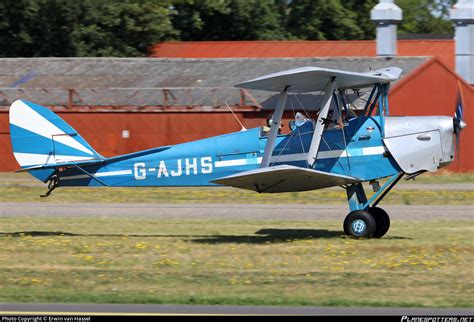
[{"left": 57, "top": 116, "right": 402, "bottom": 188}]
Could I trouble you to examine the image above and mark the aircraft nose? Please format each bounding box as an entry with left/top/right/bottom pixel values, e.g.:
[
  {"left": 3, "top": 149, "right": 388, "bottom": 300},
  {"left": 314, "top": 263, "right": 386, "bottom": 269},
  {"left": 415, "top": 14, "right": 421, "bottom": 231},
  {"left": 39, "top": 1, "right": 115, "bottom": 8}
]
[{"left": 454, "top": 117, "right": 467, "bottom": 133}]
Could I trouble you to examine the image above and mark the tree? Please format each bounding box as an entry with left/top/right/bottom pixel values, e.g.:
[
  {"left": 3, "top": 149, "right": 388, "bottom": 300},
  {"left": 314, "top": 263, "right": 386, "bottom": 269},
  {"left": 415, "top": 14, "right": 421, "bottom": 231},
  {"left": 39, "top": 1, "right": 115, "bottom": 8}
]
[
  {"left": 345, "top": 0, "right": 378, "bottom": 40},
  {"left": 171, "top": 0, "right": 287, "bottom": 40},
  {"left": 287, "top": 0, "right": 364, "bottom": 40},
  {"left": 397, "top": 0, "right": 455, "bottom": 35},
  {"left": 0, "top": 0, "right": 459, "bottom": 57},
  {"left": 0, "top": 0, "right": 177, "bottom": 57},
  {"left": 171, "top": 0, "right": 229, "bottom": 40},
  {"left": 0, "top": 0, "right": 79, "bottom": 57},
  {"left": 72, "top": 0, "right": 178, "bottom": 56},
  {"left": 26, "top": 0, "right": 82, "bottom": 57}
]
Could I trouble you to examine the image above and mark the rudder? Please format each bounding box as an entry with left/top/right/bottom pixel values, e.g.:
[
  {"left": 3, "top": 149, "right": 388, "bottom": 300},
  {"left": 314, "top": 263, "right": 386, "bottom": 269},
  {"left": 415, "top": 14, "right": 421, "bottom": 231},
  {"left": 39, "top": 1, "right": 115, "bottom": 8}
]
[{"left": 9, "top": 100, "right": 102, "bottom": 181}]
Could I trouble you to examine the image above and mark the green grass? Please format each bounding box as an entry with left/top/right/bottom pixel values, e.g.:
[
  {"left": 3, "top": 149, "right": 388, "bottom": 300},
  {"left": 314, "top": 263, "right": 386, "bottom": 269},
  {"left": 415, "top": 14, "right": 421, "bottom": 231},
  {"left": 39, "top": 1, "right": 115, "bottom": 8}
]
[{"left": 0, "top": 217, "right": 472, "bottom": 307}]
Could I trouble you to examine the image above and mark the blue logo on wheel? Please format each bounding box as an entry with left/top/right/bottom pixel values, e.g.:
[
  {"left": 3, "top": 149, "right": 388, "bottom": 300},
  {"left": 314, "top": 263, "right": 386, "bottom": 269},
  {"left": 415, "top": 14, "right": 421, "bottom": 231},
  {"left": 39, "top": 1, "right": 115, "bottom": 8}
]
[{"left": 352, "top": 219, "right": 366, "bottom": 234}]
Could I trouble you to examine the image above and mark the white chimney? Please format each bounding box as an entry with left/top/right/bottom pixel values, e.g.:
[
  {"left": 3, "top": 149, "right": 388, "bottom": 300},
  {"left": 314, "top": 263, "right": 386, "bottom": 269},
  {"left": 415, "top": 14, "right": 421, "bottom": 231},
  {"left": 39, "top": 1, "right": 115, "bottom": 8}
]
[
  {"left": 450, "top": 0, "right": 474, "bottom": 84},
  {"left": 371, "top": 0, "right": 403, "bottom": 56}
]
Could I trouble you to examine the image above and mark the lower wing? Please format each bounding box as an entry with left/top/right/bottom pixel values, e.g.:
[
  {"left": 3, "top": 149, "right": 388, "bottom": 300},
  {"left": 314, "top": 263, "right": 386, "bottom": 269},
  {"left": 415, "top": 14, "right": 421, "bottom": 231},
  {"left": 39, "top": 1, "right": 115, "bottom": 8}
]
[{"left": 212, "top": 165, "right": 361, "bottom": 193}]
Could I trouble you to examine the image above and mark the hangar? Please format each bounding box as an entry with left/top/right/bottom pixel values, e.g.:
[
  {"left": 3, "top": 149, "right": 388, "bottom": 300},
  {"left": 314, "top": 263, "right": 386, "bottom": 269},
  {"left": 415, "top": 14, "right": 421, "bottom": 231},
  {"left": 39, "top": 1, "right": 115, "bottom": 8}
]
[
  {"left": 0, "top": 1, "right": 472, "bottom": 172},
  {"left": 0, "top": 54, "right": 471, "bottom": 172}
]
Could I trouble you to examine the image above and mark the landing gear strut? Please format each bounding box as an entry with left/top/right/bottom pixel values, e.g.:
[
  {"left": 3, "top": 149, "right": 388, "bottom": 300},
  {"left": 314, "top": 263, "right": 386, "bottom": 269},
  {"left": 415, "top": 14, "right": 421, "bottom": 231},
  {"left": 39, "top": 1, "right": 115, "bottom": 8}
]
[
  {"left": 40, "top": 174, "right": 59, "bottom": 198},
  {"left": 343, "top": 172, "right": 403, "bottom": 238}
]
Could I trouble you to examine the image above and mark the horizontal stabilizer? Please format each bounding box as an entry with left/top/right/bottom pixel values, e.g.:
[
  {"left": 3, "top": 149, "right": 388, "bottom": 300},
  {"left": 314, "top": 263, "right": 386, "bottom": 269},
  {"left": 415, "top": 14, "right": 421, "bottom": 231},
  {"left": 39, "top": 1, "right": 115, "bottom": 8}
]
[
  {"left": 235, "top": 66, "right": 402, "bottom": 93},
  {"left": 212, "top": 165, "right": 360, "bottom": 193},
  {"left": 15, "top": 158, "right": 106, "bottom": 172},
  {"left": 15, "top": 146, "right": 173, "bottom": 173}
]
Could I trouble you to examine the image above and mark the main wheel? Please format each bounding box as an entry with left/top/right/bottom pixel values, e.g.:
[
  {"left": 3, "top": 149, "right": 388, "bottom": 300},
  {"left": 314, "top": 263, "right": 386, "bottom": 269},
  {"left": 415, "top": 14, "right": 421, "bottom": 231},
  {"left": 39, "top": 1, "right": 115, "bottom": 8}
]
[
  {"left": 369, "top": 207, "right": 390, "bottom": 238},
  {"left": 343, "top": 210, "right": 376, "bottom": 238}
]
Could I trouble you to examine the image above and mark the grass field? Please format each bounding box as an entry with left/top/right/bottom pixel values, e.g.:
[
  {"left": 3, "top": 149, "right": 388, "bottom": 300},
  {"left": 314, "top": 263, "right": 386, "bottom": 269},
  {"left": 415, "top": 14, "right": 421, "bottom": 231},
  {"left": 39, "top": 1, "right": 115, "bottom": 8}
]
[
  {"left": 0, "top": 172, "right": 472, "bottom": 307},
  {"left": 0, "top": 217, "right": 473, "bottom": 307}
]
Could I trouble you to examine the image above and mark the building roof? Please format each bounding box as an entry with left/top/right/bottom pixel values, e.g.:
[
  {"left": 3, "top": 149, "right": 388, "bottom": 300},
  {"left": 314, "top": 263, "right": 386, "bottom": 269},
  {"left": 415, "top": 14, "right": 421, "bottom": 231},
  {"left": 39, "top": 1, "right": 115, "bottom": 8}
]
[
  {"left": 0, "top": 56, "right": 430, "bottom": 110},
  {"left": 149, "top": 40, "right": 454, "bottom": 69}
]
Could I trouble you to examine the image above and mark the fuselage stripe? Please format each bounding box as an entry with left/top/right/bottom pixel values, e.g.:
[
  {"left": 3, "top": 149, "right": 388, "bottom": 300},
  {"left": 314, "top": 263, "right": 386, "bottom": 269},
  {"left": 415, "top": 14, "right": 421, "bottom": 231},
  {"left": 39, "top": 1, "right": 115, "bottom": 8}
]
[{"left": 214, "top": 147, "right": 385, "bottom": 168}]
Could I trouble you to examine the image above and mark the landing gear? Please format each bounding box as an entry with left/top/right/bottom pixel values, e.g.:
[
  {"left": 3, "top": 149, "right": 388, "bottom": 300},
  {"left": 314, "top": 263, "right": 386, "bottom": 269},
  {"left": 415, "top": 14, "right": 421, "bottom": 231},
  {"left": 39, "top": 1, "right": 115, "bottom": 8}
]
[
  {"left": 343, "top": 207, "right": 390, "bottom": 238},
  {"left": 343, "top": 173, "right": 403, "bottom": 238},
  {"left": 40, "top": 174, "right": 59, "bottom": 198}
]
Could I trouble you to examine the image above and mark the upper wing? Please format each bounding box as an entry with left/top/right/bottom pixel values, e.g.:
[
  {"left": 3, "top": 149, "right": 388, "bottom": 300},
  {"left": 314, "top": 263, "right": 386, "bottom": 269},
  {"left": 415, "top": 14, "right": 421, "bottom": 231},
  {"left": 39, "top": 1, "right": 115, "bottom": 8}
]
[
  {"left": 235, "top": 66, "right": 402, "bottom": 93},
  {"left": 212, "top": 165, "right": 361, "bottom": 193}
]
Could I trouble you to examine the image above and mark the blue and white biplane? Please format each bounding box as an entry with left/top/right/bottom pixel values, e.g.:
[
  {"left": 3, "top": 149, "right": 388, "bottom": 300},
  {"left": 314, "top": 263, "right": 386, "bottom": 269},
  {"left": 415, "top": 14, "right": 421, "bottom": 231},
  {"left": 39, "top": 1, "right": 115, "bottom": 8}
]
[{"left": 9, "top": 66, "right": 467, "bottom": 238}]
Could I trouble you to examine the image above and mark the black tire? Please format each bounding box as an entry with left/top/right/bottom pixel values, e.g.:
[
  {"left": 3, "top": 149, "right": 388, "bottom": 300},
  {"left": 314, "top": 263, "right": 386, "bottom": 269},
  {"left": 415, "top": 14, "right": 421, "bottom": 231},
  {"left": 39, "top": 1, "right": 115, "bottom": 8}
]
[
  {"left": 369, "top": 207, "right": 390, "bottom": 238},
  {"left": 343, "top": 210, "right": 376, "bottom": 238}
]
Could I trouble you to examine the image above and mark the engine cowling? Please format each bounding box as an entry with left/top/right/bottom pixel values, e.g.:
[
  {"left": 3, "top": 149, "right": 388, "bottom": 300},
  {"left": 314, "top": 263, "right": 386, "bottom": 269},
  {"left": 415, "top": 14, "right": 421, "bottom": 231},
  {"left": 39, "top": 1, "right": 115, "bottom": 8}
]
[{"left": 383, "top": 116, "right": 455, "bottom": 174}]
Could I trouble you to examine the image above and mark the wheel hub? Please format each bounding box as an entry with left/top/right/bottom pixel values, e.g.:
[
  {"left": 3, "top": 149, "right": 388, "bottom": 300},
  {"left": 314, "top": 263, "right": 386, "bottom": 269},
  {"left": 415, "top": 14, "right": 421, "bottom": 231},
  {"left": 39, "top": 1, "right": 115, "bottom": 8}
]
[{"left": 352, "top": 219, "right": 366, "bottom": 234}]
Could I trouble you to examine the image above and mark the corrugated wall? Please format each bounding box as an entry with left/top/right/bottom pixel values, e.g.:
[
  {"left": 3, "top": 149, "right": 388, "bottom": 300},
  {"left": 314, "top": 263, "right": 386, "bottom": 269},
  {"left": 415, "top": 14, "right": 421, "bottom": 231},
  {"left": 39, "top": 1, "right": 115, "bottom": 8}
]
[{"left": 0, "top": 111, "right": 297, "bottom": 172}]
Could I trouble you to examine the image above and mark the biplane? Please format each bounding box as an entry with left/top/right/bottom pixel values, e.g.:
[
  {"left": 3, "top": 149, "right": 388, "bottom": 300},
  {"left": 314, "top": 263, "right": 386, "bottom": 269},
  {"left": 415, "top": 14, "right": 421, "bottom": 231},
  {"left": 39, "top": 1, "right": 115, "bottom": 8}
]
[{"left": 9, "top": 66, "right": 467, "bottom": 238}]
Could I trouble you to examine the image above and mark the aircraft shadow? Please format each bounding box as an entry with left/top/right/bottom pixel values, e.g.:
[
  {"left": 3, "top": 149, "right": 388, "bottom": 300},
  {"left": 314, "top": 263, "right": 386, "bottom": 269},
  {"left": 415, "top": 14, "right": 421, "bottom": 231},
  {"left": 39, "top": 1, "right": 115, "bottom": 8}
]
[
  {"left": 0, "top": 229, "right": 410, "bottom": 243},
  {"left": 192, "top": 229, "right": 411, "bottom": 244},
  {"left": 0, "top": 231, "right": 188, "bottom": 238},
  {"left": 192, "top": 228, "right": 344, "bottom": 244},
  {"left": 0, "top": 230, "right": 340, "bottom": 242}
]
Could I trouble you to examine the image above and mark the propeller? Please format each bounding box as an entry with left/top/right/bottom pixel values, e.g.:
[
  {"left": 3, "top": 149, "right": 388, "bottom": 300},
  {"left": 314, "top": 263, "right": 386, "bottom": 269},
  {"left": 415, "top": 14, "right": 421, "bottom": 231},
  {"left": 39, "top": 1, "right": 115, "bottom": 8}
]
[{"left": 453, "top": 89, "right": 467, "bottom": 158}]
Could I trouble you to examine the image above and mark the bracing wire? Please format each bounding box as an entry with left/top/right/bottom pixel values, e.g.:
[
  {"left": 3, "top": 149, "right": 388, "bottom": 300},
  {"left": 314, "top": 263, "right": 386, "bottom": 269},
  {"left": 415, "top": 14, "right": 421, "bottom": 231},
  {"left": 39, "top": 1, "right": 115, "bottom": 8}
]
[
  {"left": 336, "top": 92, "right": 351, "bottom": 175},
  {"left": 290, "top": 94, "right": 309, "bottom": 168},
  {"left": 225, "top": 102, "right": 247, "bottom": 131},
  {"left": 320, "top": 135, "right": 347, "bottom": 173},
  {"left": 293, "top": 93, "right": 312, "bottom": 120}
]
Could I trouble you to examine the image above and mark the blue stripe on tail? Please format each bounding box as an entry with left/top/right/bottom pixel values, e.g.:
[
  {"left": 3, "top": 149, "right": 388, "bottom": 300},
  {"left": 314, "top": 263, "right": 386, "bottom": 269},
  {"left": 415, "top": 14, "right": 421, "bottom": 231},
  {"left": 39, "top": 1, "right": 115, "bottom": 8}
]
[{"left": 9, "top": 100, "right": 103, "bottom": 182}]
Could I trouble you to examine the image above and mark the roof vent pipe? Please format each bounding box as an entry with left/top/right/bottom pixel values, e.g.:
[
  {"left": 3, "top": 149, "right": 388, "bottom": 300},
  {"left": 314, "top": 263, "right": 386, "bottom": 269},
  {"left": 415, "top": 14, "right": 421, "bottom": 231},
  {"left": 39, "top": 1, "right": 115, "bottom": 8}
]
[
  {"left": 450, "top": 0, "right": 474, "bottom": 84},
  {"left": 371, "top": 0, "right": 403, "bottom": 57}
]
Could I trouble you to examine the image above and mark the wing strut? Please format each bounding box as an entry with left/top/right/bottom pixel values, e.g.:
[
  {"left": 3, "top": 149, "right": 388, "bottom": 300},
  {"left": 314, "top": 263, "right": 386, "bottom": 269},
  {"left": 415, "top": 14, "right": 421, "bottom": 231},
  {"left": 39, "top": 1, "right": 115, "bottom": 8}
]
[
  {"left": 307, "top": 79, "right": 336, "bottom": 167},
  {"left": 260, "top": 86, "right": 289, "bottom": 168}
]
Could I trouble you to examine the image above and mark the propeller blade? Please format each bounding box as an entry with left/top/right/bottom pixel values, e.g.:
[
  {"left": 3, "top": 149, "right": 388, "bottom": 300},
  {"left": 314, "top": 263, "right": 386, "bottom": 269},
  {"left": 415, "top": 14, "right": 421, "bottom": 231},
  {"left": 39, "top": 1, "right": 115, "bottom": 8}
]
[
  {"left": 453, "top": 85, "right": 467, "bottom": 161},
  {"left": 455, "top": 127, "right": 461, "bottom": 160}
]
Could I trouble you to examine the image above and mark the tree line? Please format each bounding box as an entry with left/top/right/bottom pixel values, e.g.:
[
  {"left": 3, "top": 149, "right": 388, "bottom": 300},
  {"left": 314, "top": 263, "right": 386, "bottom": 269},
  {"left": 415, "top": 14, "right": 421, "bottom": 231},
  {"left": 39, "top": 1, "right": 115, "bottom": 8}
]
[{"left": 0, "top": 0, "right": 455, "bottom": 57}]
